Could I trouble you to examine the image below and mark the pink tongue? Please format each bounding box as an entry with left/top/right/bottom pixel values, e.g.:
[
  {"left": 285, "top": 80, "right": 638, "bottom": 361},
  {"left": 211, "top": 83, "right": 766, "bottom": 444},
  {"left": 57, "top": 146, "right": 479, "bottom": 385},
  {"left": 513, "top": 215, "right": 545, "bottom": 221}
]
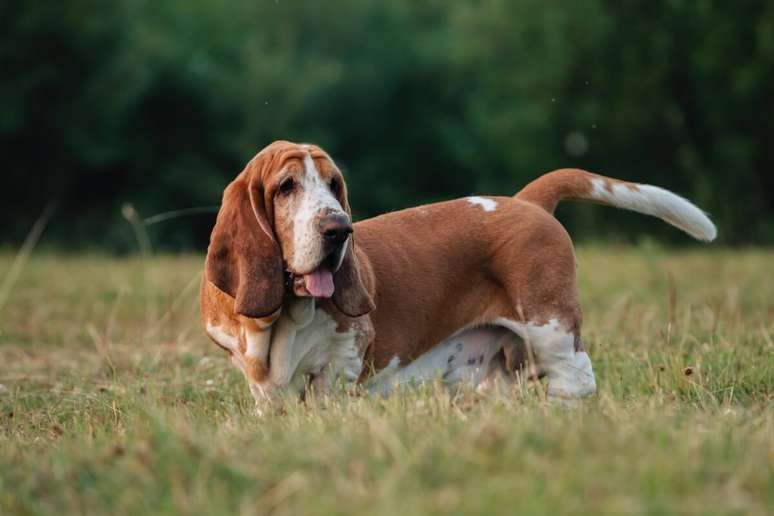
[{"left": 303, "top": 268, "right": 335, "bottom": 298}]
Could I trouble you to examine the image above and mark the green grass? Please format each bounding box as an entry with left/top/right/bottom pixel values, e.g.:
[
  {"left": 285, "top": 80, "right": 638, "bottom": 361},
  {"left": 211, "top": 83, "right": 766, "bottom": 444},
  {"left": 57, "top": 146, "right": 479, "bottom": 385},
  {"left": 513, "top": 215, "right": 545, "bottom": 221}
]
[{"left": 0, "top": 247, "right": 772, "bottom": 515}]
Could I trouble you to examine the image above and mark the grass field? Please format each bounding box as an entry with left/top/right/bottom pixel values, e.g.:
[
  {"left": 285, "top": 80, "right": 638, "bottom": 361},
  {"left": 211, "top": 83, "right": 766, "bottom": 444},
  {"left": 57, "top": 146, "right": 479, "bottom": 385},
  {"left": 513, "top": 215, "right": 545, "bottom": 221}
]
[{"left": 0, "top": 247, "right": 772, "bottom": 515}]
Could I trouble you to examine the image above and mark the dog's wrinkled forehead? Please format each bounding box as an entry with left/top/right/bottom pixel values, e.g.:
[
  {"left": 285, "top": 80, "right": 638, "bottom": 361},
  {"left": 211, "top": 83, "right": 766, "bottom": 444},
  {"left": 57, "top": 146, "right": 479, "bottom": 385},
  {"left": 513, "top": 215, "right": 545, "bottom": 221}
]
[
  {"left": 252, "top": 141, "right": 338, "bottom": 182},
  {"left": 288, "top": 146, "right": 339, "bottom": 182},
  {"left": 271, "top": 148, "right": 343, "bottom": 209}
]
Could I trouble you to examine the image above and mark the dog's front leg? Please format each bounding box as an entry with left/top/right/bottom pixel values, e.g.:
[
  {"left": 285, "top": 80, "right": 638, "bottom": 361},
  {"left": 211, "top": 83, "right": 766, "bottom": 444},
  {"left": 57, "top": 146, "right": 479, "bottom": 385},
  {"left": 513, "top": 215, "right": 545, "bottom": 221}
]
[
  {"left": 266, "top": 298, "right": 317, "bottom": 388},
  {"left": 236, "top": 299, "right": 317, "bottom": 415}
]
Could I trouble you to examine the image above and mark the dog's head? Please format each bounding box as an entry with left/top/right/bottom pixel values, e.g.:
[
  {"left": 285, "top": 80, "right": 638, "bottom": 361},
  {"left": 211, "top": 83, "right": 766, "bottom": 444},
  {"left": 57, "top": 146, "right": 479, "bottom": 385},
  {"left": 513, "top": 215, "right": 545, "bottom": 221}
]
[{"left": 205, "top": 141, "right": 374, "bottom": 318}]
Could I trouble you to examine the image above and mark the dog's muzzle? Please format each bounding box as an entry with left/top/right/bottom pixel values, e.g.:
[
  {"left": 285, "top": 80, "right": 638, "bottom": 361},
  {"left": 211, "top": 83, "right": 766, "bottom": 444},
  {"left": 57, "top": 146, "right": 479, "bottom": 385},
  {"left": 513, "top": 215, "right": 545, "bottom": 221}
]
[{"left": 291, "top": 213, "right": 351, "bottom": 299}]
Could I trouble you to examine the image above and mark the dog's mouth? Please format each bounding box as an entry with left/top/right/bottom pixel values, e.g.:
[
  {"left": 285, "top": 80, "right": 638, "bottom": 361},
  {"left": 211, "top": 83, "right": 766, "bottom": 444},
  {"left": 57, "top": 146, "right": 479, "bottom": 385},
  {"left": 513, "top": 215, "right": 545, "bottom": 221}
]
[{"left": 290, "top": 244, "right": 347, "bottom": 299}]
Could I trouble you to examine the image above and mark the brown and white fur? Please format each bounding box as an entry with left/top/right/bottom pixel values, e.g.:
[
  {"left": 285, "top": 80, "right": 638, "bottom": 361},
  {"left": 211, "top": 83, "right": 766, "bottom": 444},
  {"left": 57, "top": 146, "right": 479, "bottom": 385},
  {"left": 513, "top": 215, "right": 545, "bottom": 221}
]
[{"left": 200, "top": 141, "right": 716, "bottom": 410}]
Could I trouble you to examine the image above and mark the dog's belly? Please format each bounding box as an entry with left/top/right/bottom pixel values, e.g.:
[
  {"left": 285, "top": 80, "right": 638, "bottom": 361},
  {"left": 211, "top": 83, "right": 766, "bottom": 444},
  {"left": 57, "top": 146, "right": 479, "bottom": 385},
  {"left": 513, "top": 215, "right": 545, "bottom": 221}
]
[{"left": 365, "top": 326, "right": 525, "bottom": 394}]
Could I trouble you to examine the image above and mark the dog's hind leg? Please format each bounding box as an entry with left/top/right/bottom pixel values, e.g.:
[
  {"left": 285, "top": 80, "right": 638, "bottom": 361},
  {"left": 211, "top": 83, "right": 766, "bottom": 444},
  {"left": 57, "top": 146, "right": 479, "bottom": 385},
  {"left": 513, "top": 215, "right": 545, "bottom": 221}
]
[
  {"left": 529, "top": 321, "right": 596, "bottom": 400},
  {"left": 496, "top": 318, "right": 596, "bottom": 400}
]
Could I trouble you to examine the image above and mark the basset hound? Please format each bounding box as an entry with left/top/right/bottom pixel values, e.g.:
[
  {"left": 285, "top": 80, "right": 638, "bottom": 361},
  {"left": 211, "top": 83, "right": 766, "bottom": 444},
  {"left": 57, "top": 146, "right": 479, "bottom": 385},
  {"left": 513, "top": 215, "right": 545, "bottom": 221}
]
[{"left": 200, "top": 140, "right": 716, "bottom": 409}]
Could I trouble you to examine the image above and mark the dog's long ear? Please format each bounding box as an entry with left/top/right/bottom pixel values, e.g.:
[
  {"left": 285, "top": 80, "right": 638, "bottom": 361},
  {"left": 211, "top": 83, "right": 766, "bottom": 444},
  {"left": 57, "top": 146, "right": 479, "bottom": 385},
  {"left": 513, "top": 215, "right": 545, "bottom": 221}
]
[
  {"left": 332, "top": 238, "right": 374, "bottom": 317},
  {"left": 205, "top": 176, "right": 284, "bottom": 318},
  {"left": 331, "top": 181, "right": 375, "bottom": 317}
]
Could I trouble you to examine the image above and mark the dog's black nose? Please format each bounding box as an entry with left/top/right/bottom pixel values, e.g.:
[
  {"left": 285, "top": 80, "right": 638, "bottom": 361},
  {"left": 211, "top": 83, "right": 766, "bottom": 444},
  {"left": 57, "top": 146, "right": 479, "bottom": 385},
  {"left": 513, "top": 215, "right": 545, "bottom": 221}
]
[{"left": 320, "top": 214, "right": 352, "bottom": 246}]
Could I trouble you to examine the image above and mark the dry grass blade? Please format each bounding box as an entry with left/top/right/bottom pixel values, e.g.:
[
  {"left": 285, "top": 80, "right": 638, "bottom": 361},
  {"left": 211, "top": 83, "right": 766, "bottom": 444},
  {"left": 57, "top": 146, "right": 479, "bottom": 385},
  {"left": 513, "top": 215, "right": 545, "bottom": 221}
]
[{"left": 0, "top": 203, "right": 55, "bottom": 314}]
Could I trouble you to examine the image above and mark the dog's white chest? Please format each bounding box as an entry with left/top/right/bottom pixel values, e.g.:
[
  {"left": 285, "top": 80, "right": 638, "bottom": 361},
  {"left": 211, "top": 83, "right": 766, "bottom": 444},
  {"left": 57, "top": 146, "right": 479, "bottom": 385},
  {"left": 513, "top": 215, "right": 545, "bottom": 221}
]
[{"left": 268, "top": 298, "right": 362, "bottom": 394}]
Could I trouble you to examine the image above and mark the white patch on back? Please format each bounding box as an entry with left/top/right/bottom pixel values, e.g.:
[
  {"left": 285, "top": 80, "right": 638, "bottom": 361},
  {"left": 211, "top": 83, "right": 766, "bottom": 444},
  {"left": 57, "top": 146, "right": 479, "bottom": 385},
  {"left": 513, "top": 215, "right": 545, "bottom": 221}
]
[
  {"left": 466, "top": 196, "right": 498, "bottom": 212},
  {"left": 290, "top": 154, "right": 347, "bottom": 273}
]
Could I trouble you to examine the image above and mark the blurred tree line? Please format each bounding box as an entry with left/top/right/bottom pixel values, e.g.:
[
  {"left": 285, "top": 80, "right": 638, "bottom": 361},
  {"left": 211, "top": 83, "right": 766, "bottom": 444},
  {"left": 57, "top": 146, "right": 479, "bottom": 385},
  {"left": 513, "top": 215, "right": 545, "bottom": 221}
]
[{"left": 1, "top": 0, "right": 772, "bottom": 251}]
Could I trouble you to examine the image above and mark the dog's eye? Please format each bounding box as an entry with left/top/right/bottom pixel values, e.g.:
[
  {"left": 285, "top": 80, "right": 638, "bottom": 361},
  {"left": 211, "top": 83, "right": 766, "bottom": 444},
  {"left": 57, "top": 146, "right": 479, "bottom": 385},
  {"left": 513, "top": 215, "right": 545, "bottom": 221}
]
[
  {"left": 278, "top": 178, "right": 296, "bottom": 196},
  {"left": 329, "top": 177, "right": 341, "bottom": 196}
]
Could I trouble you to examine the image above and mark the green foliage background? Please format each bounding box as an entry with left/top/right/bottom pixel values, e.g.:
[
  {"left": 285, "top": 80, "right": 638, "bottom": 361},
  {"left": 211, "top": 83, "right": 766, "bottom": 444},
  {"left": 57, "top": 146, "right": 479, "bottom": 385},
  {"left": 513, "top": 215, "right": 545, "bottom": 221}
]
[{"left": 2, "top": 0, "right": 772, "bottom": 250}]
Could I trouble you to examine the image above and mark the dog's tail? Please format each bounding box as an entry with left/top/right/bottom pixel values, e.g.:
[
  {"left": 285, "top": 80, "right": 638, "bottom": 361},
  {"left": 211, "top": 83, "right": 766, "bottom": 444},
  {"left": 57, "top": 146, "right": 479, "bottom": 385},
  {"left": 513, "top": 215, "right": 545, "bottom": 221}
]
[{"left": 515, "top": 168, "right": 716, "bottom": 241}]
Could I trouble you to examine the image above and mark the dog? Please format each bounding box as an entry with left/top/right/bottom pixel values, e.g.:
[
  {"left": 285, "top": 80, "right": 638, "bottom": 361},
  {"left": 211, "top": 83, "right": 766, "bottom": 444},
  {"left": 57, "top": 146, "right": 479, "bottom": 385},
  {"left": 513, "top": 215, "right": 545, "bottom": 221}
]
[{"left": 200, "top": 140, "right": 715, "bottom": 408}]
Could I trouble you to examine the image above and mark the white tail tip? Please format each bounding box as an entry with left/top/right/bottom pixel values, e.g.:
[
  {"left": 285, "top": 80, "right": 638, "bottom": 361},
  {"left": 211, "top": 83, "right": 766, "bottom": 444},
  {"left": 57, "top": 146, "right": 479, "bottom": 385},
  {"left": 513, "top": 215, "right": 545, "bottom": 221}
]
[{"left": 590, "top": 179, "right": 717, "bottom": 242}]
